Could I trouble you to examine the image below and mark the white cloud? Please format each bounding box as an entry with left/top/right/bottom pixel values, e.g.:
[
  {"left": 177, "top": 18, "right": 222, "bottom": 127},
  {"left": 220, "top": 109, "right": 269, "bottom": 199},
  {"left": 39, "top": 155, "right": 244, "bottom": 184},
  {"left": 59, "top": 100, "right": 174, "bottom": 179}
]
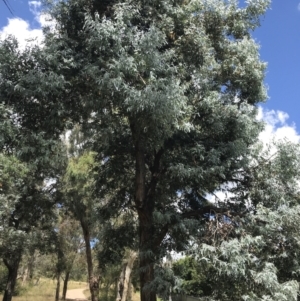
[
  {"left": 0, "top": 1, "right": 55, "bottom": 50},
  {"left": 298, "top": 3, "right": 300, "bottom": 11},
  {"left": 29, "top": 1, "right": 55, "bottom": 28},
  {"left": 37, "top": 13, "right": 55, "bottom": 28},
  {"left": 28, "top": 0, "right": 41, "bottom": 12},
  {"left": 257, "top": 107, "right": 300, "bottom": 144},
  {"left": 0, "top": 18, "right": 43, "bottom": 50}
]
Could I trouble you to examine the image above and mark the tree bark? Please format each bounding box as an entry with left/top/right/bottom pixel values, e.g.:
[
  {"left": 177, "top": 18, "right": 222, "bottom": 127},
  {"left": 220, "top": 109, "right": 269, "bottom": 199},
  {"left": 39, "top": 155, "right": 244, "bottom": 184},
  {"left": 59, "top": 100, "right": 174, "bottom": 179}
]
[
  {"left": 21, "top": 250, "right": 35, "bottom": 286},
  {"left": 2, "top": 256, "right": 21, "bottom": 301},
  {"left": 121, "top": 251, "right": 137, "bottom": 301},
  {"left": 116, "top": 251, "right": 137, "bottom": 301},
  {"left": 55, "top": 273, "right": 61, "bottom": 301},
  {"left": 139, "top": 217, "right": 157, "bottom": 301},
  {"left": 62, "top": 270, "right": 70, "bottom": 300},
  {"left": 116, "top": 264, "right": 126, "bottom": 301},
  {"left": 131, "top": 126, "right": 166, "bottom": 301},
  {"left": 28, "top": 250, "right": 36, "bottom": 280},
  {"left": 131, "top": 131, "right": 158, "bottom": 301},
  {"left": 21, "top": 267, "right": 28, "bottom": 286},
  {"left": 81, "top": 219, "right": 100, "bottom": 301},
  {"left": 127, "top": 281, "right": 133, "bottom": 301}
]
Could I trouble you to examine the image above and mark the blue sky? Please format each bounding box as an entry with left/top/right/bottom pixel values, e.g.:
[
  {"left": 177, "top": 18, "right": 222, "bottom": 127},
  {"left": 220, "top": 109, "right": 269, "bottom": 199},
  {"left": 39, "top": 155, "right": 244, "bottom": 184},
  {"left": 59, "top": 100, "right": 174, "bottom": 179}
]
[
  {"left": 1, "top": 0, "right": 300, "bottom": 141},
  {"left": 253, "top": 1, "right": 300, "bottom": 130}
]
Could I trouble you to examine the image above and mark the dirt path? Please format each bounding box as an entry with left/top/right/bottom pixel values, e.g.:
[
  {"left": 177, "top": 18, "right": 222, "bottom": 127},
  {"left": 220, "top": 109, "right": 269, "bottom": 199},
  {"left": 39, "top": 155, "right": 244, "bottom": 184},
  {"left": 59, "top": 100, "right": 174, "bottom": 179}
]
[{"left": 65, "top": 288, "right": 88, "bottom": 301}]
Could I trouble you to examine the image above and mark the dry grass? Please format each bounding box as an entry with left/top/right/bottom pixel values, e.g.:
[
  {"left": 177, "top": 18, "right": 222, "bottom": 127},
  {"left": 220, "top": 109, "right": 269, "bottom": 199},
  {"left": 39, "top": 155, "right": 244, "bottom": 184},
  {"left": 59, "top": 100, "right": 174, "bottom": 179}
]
[
  {"left": 1, "top": 280, "right": 142, "bottom": 301},
  {"left": 66, "top": 281, "right": 88, "bottom": 290},
  {"left": 0, "top": 278, "right": 87, "bottom": 301},
  {"left": 83, "top": 288, "right": 90, "bottom": 300},
  {"left": 132, "top": 291, "right": 140, "bottom": 301}
]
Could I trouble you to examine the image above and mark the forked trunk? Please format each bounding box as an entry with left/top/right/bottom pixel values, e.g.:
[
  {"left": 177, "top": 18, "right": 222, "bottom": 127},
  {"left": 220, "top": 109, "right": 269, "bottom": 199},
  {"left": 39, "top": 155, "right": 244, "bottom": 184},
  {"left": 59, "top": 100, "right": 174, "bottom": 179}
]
[
  {"left": 62, "top": 270, "right": 70, "bottom": 300},
  {"left": 81, "top": 219, "right": 100, "bottom": 301}
]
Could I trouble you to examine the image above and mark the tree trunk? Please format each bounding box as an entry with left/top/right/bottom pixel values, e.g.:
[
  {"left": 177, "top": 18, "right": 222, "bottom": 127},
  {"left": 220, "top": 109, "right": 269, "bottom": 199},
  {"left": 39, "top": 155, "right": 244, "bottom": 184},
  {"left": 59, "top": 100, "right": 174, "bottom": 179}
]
[
  {"left": 55, "top": 273, "right": 61, "bottom": 301},
  {"left": 116, "top": 251, "right": 137, "bottom": 301},
  {"left": 62, "top": 270, "right": 70, "bottom": 300},
  {"left": 105, "top": 282, "right": 111, "bottom": 301},
  {"left": 127, "top": 281, "right": 133, "bottom": 301},
  {"left": 132, "top": 134, "right": 157, "bottom": 301},
  {"left": 139, "top": 220, "right": 156, "bottom": 301},
  {"left": 2, "top": 255, "right": 21, "bottom": 301},
  {"left": 22, "top": 267, "right": 29, "bottom": 286},
  {"left": 81, "top": 220, "right": 99, "bottom": 301},
  {"left": 116, "top": 264, "right": 126, "bottom": 301},
  {"left": 28, "top": 250, "right": 36, "bottom": 280},
  {"left": 131, "top": 128, "right": 166, "bottom": 301},
  {"left": 21, "top": 250, "right": 35, "bottom": 286}
]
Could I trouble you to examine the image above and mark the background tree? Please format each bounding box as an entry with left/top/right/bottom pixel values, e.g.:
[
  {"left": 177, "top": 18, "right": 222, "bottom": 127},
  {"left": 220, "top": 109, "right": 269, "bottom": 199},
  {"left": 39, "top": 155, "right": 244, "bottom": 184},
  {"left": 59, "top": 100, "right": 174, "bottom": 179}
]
[
  {"left": 59, "top": 217, "right": 84, "bottom": 300},
  {"left": 62, "top": 150, "right": 100, "bottom": 301},
  {"left": 49, "top": 212, "right": 85, "bottom": 301},
  {"left": 0, "top": 93, "right": 65, "bottom": 301},
  {"left": 172, "top": 257, "right": 212, "bottom": 297},
  {"left": 185, "top": 141, "right": 300, "bottom": 300}
]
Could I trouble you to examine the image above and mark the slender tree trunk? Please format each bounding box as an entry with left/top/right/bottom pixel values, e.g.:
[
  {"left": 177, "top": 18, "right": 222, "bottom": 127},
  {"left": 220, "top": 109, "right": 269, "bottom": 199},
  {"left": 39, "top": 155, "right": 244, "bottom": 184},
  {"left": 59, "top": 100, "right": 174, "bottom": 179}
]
[
  {"left": 21, "top": 249, "right": 35, "bottom": 286},
  {"left": 121, "top": 251, "right": 137, "bottom": 301},
  {"left": 28, "top": 250, "right": 36, "bottom": 280},
  {"left": 105, "top": 282, "right": 111, "bottom": 301},
  {"left": 81, "top": 220, "right": 99, "bottom": 301},
  {"left": 2, "top": 255, "right": 22, "bottom": 301},
  {"left": 22, "top": 267, "right": 29, "bottom": 286},
  {"left": 55, "top": 273, "right": 61, "bottom": 301},
  {"left": 116, "top": 264, "right": 126, "bottom": 301},
  {"left": 128, "top": 281, "right": 133, "bottom": 301},
  {"left": 62, "top": 270, "right": 70, "bottom": 300}
]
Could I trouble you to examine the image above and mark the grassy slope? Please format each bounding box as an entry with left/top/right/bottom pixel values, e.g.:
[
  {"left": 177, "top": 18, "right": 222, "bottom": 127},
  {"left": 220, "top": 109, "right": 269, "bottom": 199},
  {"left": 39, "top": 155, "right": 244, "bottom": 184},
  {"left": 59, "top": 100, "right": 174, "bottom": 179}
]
[
  {"left": 1, "top": 279, "right": 145, "bottom": 301},
  {"left": 0, "top": 278, "right": 87, "bottom": 301}
]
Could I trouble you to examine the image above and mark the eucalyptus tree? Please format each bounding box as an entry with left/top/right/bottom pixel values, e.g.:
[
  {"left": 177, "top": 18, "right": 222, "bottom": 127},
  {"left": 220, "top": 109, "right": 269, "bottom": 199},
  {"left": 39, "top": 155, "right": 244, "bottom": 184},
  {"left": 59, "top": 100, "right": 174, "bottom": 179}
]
[
  {"left": 116, "top": 249, "right": 138, "bottom": 301},
  {"left": 62, "top": 151, "right": 100, "bottom": 301},
  {"left": 50, "top": 213, "right": 84, "bottom": 301},
  {"left": 0, "top": 0, "right": 270, "bottom": 300},
  {"left": 0, "top": 150, "right": 29, "bottom": 301},
  {"left": 0, "top": 102, "right": 65, "bottom": 301},
  {"left": 185, "top": 141, "right": 300, "bottom": 300}
]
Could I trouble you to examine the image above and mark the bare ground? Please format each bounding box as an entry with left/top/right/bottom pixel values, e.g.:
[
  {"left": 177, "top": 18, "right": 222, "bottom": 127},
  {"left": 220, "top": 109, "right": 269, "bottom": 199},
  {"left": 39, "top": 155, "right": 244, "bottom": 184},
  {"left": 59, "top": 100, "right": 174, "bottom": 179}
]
[{"left": 65, "top": 288, "right": 88, "bottom": 301}]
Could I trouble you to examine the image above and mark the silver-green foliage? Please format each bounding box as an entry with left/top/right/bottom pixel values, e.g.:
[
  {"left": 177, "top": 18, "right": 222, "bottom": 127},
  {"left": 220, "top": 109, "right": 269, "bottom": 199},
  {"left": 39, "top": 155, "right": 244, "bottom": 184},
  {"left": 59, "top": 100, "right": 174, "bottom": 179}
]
[{"left": 192, "top": 141, "right": 300, "bottom": 300}]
